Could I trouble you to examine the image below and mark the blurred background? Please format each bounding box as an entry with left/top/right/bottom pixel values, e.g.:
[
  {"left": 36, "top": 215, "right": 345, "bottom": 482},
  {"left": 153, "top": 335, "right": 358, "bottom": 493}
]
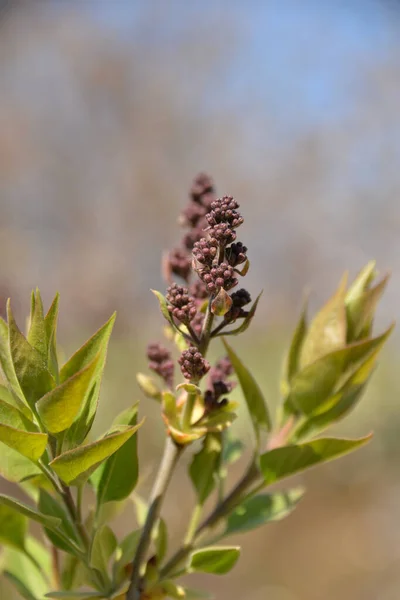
[{"left": 1, "top": 0, "right": 400, "bottom": 598}]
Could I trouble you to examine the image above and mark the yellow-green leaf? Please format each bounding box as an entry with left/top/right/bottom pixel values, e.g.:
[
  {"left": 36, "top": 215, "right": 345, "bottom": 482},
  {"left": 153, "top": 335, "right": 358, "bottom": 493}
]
[
  {"left": 50, "top": 424, "right": 142, "bottom": 485},
  {"left": 0, "top": 398, "right": 47, "bottom": 461},
  {"left": 27, "top": 289, "right": 47, "bottom": 358},
  {"left": 223, "top": 339, "right": 271, "bottom": 442},
  {"left": 91, "top": 404, "right": 140, "bottom": 505},
  {"left": 300, "top": 273, "right": 348, "bottom": 368},
  {"left": 7, "top": 301, "right": 54, "bottom": 407},
  {"left": 224, "top": 488, "right": 304, "bottom": 536},
  {"left": 189, "top": 546, "right": 240, "bottom": 574},
  {"left": 0, "top": 504, "right": 27, "bottom": 550},
  {"left": 259, "top": 435, "right": 372, "bottom": 486},
  {"left": 37, "top": 353, "right": 102, "bottom": 434},
  {"left": 0, "top": 494, "right": 61, "bottom": 529}
]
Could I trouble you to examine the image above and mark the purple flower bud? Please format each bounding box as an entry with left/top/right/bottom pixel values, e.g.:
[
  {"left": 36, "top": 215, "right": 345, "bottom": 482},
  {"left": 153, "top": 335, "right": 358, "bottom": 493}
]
[
  {"left": 208, "top": 223, "right": 236, "bottom": 245},
  {"left": 166, "top": 283, "right": 197, "bottom": 324},
  {"left": 178, "top": 346, "right": 210, "bottom": 381},
  {"left": 206, "top": 196, "right": 244, "bottom": 229},
  {"left": 224, "top": 288, "right": 252, "bottom": 322},
  {"left": 225, "top": 242, "right": 248, "bottom": 267},
  {"left": 192, "top": 237, "right": 219, "bottom": 267},
  {"left": 147, "top": 343, "right": 174, "bottom": 388},
  {"left": 166, "top": 247, "right": 192, "bottom": 282},
  {"left": 199, "top": 263, "right": 238, "bottom": 295}
]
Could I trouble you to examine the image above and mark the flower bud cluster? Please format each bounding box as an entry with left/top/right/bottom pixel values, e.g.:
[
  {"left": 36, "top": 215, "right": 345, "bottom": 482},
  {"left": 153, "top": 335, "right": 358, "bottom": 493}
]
[
  {"left": 165, "top": 173, "right": 217, "bottom": 287},
  {"left": 204, "top": 356, "right": 235, "bottom": 411},
  {"left": 225, "top": 289, "right": 252, "bottom": 322},
  {"left": 147, "top": 343, "right": 174, "bottom": 388},
  {"left": 225, "top": 242, "right": 248, "bottom": 267},
  {"left": 200, "top": 263, "right": 238, "bottom": 295},
  {"left": 166, "top": 283, "right": 197, "bottom": 324},
  {"left": 178, "top": 346, "right": 210, "bottom": 381}
]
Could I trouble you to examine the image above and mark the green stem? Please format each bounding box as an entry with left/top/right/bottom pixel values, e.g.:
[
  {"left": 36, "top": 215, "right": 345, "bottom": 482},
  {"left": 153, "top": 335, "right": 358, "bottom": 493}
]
[
  {"left": 126, "top": 437, "right": 183, "bottom": 600},
  {"left": 182, "top": 391, "right": 197, "bottom": 430},
  {"left": 51, "top": 545, "right": 61, "bottom": 590},
  {"left": 159, "top": 460, "right": 260, "bottom": 580},
  {"left": 184, "top": 503, "right": 202, "bottom": 546}
]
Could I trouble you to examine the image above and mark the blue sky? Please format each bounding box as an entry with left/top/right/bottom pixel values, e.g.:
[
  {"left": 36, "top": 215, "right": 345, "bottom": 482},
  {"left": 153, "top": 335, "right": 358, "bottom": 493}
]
[{"left": 74, "top": 0, "right": 399, "bottom": 133}]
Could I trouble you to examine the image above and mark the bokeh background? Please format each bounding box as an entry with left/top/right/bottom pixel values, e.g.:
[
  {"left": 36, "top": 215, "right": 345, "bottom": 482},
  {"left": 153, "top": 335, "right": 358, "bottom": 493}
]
[{"left": 1, "top": 1, "right": 400, "bottom": 598}]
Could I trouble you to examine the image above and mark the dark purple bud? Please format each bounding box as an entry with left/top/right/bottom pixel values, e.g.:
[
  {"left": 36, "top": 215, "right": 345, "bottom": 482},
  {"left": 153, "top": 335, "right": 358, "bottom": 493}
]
[
  {"left": 191, "top": 312, "right": 205, "bottom": 337},
  {"left": 166, "top": 283, "right": 197, "bottom": 324},
  {"left": 165, "top": 247, "right": 192, "bottom": 282},
  {"left": 225, "top": 242, "right": 248, "bottom": 267},
  {"left": 206, "top": 196, "right": 244, "bottom": 229},
  {"left": 199, "top": 262, "right": 238, "bottom": 295},
  {"left": 190, "top": 280, "right": 208, "bottom": 302},
  {"left": 178, "top": 346, "right": 210, "bottom": 381},
  {"left": 208, "top": 223, "right": 236, "bottom": 245},
  {"left": 190, "top": 173, "right": 215, "bottom": 202},
  {"left": 180, "top": 202, "right": 207, "bottom": 228},
  {"left": 192, "top": 237, "right": 219, "bottom": 267},
  {"left": 224, "top": 288, "right": 252, "bottom": 322},
  {"left": 147, "top": 342, "right": 174, "bottom": 388}
]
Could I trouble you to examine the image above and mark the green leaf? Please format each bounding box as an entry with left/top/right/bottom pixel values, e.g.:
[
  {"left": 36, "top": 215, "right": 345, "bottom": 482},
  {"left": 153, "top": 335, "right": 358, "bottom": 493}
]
[
  {"left": 0, "top": 317, "right": 25, "bottom": 401},
  {"left": 7, "top": 301, "right": 55, "bottom": 407},
  {"left": 0, "top": 382, "right": 32, "bottom": 417},
  {"left": 50, "top": 424, "right": 142, "bottom": 485},
  {"left": 0, "top": 503, "right": 27, "bottom": 550},
  {"left": 2, "top": 536, "right": 51, "bottom": 600},
  {"left": 89, "top": 524, "right": 117, "bottom": 574},
  {"left": 300, "top": 273, "right": 348, "bottom": 368},
  {"left": 190, "top": 434, "right": 222, "bottom": 504},
  {"left": 219, "top": 291, "right": 263, "bottom": 337},
  {"left": 60, "top": 313, "right": 116, "bottom": 382},
  {"left": 61, "top": 313, "right": 116, "bottom": 448},
  {"left": 285, "top": 299, "right": 308, "bottom": 385},
  {"left": 113, "top": 529, "right": 141, "bottom": 586},
  {"left": 0, "top": 493, "right": 61, "bottom": 529},
  {"left": 293, "top": 349, "right": 380, "bottom": 440},
  {"left": 91, "top": 404, "right": 140, "bottom": 505},
  {"left": 285, "top": 325, "right": 393, "bottom": 416},
  {"left": 222, "top": 433, "right": 244, "bottom": 465},
  {"left": 346, "top": 272, "right": 389, "bottom": 342},
  {"left": 345, "top": 261, "right": 376, "bottom": 305},
  {"left": 0, "top": 398, "right": 47, "bottom": 460},
  {"left": 162, "top": 582, "right": 186, "bottom": 599},
  {"left": 37, "top": 352, "right": 102, "bottom": 434},
  {"left": 136, "top": 373, "right": 161, "bottom": 401},
  {"left": 0, "top": 443, "right": 41, "bottom": 482},
  {"left": 224, "top": 489, "right": 304, "bottom": 536},
  {"left": 44, "top": 293, "right": 60, "bottom": 381},
  {"left": 3, "top": 572, "right": 38, "bottom": 600},
  {"left": 259, "top": 435, "right": 372, "bottom": 486},
  {"left": 155, "top": 517, "right": 168, "bottom": 564},
  {"left": 189, "top": 546, "right": 240, "bottom": 574},
  {"left": 223, "top": 339, "right": 271, "bottom": 443},
  {"left": 0, "top": 423, "right": 47, "bottom": 462},
  {"left": 39, "top": 489, "right": 81, "bottom": 554},
  {"left": 27, "top": 289, "right": 47, "bottom": 358}
]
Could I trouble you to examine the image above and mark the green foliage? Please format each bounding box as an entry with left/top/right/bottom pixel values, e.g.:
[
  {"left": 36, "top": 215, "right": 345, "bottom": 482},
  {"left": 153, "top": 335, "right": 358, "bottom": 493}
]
[
  {"left": 91, "top": 405, "right": 140, "bottom": 505},
  {"left": 223, "top": 338, "right": 271, "bottom": 442},
  {"left": 0, "top": 255, "right": 392, "bottom": 600},
  {"left": 224, "top": 489, "right": 304, "bottom": 536},
  {"left": 50, "top": 424, "right": 142, "bottom": 486},
  {"left": 189, "top": 547, "right": 240, "bottom": 574}
]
